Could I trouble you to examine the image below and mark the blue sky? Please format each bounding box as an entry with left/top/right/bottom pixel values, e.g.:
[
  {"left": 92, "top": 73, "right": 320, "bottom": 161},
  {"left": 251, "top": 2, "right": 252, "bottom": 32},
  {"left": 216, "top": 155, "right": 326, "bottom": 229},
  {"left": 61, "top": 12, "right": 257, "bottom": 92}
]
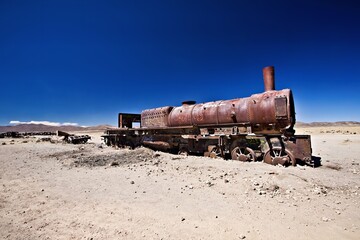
[{"left": 1, "top": 0, "right": 359, "bottom": 126}]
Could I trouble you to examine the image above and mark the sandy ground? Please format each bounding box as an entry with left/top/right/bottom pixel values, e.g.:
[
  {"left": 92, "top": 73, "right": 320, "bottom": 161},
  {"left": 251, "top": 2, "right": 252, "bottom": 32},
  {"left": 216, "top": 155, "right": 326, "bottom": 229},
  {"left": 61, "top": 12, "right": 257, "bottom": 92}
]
[{"left": 0, "top": 127, "right": 359, "bottom": 239}]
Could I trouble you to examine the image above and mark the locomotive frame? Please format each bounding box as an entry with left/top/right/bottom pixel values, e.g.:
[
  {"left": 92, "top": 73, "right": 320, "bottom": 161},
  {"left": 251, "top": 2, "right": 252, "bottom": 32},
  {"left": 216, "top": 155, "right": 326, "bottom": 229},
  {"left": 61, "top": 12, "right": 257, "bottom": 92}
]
[{"left": 102, "top": 67, "right": 313, "bottom": 167}]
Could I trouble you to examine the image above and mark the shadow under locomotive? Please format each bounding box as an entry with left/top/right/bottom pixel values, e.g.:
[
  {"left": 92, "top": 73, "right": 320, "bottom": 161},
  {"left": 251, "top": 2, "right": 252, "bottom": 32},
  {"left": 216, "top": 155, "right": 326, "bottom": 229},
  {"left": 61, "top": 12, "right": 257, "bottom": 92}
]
[{"left": 102, "top": 66, "right": 314, "bottom": 167}]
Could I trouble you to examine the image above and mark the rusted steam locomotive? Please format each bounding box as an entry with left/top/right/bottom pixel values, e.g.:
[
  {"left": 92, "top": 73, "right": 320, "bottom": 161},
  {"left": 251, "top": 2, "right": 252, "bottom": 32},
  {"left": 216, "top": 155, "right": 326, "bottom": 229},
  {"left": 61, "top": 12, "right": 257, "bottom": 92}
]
[{"left": 103, "top": 66, "right": 312, "bottom": 166}]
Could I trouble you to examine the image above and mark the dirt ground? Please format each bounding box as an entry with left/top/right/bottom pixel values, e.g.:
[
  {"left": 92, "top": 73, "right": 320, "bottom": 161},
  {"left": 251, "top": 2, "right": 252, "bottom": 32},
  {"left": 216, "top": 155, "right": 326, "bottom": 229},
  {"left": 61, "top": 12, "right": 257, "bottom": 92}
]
[{"left": 0, "top": 127, "right": 359, "bottom": 239}]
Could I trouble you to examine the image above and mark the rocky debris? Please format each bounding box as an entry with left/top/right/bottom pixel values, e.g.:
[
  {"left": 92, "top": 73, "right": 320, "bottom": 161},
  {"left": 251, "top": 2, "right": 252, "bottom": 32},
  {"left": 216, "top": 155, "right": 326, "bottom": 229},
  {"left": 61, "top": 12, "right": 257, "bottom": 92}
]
[
  {"left": 205, "top": 180, "right": 214, "bottom": 187},
  {"left": 250, "top": 179, "right": 282, "bottom": 197},
  {"left": 313, "top": 185, "right": 329, "bottom": 195},
  {"left": 319, "top": 129, "right": 358, "bottom": 134},
  {"left": 109, "top": 161, "right": 119, "bottom": 166},
  {"left": 0, "top": 131, "right": 56, "bottom": 138}
]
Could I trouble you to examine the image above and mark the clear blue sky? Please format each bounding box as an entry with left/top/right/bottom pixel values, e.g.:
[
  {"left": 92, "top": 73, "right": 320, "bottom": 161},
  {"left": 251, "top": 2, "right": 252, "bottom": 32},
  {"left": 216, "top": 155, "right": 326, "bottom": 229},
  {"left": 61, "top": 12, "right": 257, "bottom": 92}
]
[{"left": 1, "top": 0, "right": 359, "bottom": 126}]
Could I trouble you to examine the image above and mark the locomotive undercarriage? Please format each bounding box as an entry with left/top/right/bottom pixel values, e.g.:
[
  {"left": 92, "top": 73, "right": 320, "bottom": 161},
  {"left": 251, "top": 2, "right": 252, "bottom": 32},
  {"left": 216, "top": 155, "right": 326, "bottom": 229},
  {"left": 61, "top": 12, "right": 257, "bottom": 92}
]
[{"left": 102, "top": 126, "right": 312, "bottom": 167}]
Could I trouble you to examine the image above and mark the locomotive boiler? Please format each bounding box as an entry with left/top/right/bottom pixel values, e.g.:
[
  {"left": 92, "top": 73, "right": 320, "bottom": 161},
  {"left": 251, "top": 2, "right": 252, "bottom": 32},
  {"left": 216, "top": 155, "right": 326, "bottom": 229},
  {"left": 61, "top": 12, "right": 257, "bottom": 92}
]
[{"left": 103, "top": 66, "right": 312, "bottom": 166}]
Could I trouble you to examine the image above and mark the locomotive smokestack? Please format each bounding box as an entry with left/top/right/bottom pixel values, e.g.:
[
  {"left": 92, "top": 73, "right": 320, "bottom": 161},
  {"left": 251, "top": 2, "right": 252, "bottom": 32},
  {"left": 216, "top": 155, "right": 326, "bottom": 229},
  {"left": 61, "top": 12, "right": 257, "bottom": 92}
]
[{"left": 263, "top": 66, "right": 275, "bottom": 91}]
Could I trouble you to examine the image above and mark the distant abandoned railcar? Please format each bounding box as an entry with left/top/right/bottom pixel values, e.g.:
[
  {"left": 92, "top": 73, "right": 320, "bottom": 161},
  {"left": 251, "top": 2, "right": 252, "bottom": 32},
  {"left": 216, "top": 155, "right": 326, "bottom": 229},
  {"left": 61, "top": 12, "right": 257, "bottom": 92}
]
[{"left": 102, "top": 66, "right": 312, "bottom": 166}]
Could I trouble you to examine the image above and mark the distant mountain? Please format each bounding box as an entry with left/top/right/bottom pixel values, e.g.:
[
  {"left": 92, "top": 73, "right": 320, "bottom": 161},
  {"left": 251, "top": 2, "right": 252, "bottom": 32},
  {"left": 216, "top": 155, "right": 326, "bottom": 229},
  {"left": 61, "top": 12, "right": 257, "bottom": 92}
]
[
  {"left": 2, "top": 122, "right": 359, "bottom": 133},
  {"left": 295, "top": 121, "right": 360, "bottom": 127},
  {"left": 0, "top": 124, "right": 116, "bottom": 133},
  {"left": 85, "top": 125, "right": 117, "bottom": 131}
]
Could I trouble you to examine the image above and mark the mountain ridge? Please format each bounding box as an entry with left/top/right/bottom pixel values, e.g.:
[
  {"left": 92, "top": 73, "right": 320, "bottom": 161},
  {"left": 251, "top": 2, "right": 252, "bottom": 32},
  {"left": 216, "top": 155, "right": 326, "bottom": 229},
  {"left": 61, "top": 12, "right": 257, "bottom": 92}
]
[
  {"left": 0, "top": 124, "right": 116, "bottom": 133},
  {"left": 1, "top": 121, "right": 359, "bottom": 133},
  {"left": 295, "top": 121, "right": 360, "bottom": 127}
]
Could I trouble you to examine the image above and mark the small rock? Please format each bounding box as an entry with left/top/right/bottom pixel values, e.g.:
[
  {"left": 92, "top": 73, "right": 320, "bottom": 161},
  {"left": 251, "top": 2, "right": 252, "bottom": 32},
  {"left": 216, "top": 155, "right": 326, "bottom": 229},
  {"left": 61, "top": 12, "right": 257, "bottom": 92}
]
[
  {"left": 110, "top": 161, "right": 119, "bottom": 166},
  {"left": 130, "top": 181, "right": 135, "bottom": 184},
  {"left": 181, "top": 217, "right": 185, "bottom": 221},
  {"left": 239, "top": 235, "right": 246, "bottom": 239},
  {"left": 2, "top": 142, "right": 6, "bottom": 145},
  {"left": 322, "top": 217, "right": 330, "bottom": 222},
  {"left": 224, "top": 179, "right": 229, "bottom": 183},
  {"left": 205, "top": 181, "right": 213, "bottom": 187}
]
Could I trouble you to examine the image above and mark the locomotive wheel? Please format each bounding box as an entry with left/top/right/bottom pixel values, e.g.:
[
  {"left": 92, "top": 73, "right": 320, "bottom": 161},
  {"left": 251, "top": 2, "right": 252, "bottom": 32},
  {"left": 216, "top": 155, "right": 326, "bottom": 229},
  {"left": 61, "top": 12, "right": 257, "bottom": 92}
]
[
  {"left": 209, "top": 146, "right": 221, "bottom": 158},
  {"left": 231, "top": 147, "right": 255, "bottom": 161},
  {"left": 263, "top": 147, "right": 296, "bottom": 166}
]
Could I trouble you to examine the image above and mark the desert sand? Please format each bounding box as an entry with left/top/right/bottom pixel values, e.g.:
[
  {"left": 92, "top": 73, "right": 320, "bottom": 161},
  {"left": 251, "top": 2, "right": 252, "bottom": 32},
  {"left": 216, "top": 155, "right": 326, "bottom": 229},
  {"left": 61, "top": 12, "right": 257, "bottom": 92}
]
[{"left": 0, "top": 126, "right": 359, "bottom": 239}]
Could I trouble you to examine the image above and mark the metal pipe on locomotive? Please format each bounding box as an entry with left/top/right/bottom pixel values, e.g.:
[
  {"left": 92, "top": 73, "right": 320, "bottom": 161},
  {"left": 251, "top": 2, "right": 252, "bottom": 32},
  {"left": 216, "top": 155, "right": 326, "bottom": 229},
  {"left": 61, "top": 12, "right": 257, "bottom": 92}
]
[{"left": 102, "top": 66, "right": 312, "bottom": 166}]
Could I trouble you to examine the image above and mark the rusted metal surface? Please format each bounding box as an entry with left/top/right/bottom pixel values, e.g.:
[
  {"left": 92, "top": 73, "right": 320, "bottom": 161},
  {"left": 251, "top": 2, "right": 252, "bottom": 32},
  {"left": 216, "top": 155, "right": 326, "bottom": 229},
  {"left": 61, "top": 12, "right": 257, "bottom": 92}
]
[
  {"left": 64, "top": 135, "right": 91, "bottom": 144},
  {"left": 167, "top": 103, "right": 195, "bottom": 126},
  {"left": 57, "top": 130, "right": 91, "bottom": 144},
  {"left": 248, "top": 89, "right": 295, "bottom": 134},
  {"left": 263, "top": 147, "right": 295, "bottom": 166},
  {"left": 102, "top": 66, "right": 314, "bottom": 167},
  {"left": 231, "top": 146, "right": 256, "bottom": 161},
  {"left": 167, "top": 89, "right": 295, "bottom": 135},
  {"left": 57, "top": 130, "right": 71, "bottom": 137},
  {"left": 263, "top": 66, "right": 275, "bottom": 92},
  {"left": 141, "top": 106, "right": 173, "bottom": 128},
  {"left": 143, "top": 141, "right": 171, "bottom": 151},
  {"left": 141, "top": 66, "right": 294, "bottom": 134},
  {"left": 118, "top": 113, "right": 141, "bottom": 128},
  {"left": 284, "top": 135, "right": 312, "bottom": 163}
]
